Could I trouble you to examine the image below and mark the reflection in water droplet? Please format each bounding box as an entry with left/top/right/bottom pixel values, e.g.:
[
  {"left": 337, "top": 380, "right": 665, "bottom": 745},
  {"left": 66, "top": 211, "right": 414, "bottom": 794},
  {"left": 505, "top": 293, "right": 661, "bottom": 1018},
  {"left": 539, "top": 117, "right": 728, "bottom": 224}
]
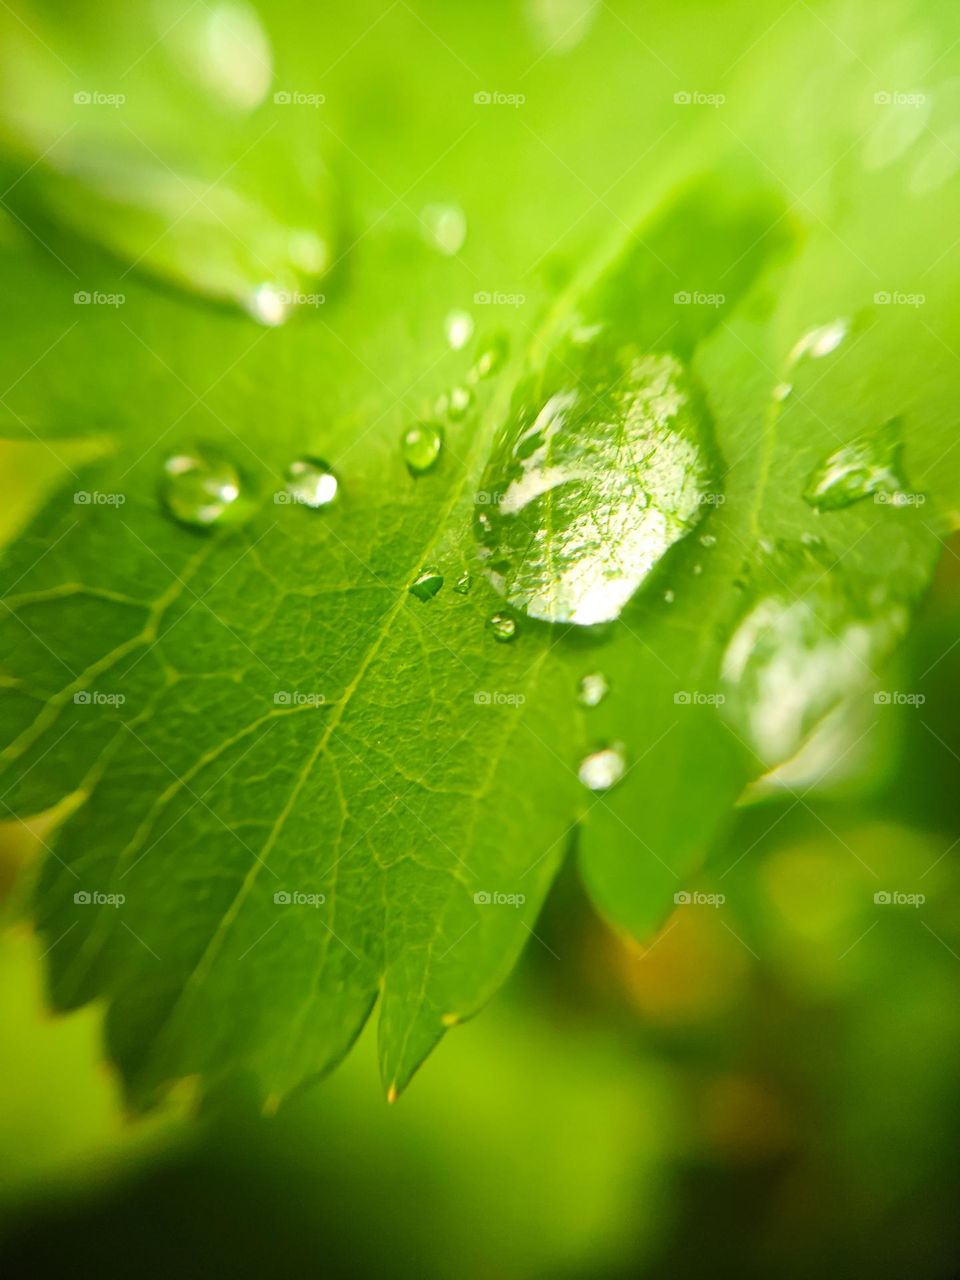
[
  {"left": 421, "top": 202, "right": 467, "bottom": 255},
  {"left": 486, "top": 612, "right": 517, "bottom": 642},
  {"left": 436, "top": 385, "right": 474, "bottom": 421},
  {"left": 470, "top": 333, "right": 510, "bottom": 382},
  {"left": 409, "top": 568, "right": 443, "bottom": 601},
  {"left": 161, "top": 447, "right": 242, "bottom": 528},
  {"left": 32, "top": 160, "right": 330, "bottom": 323},
  {"left": 445, "top": 309, "right": 474, "bottom": 350},
  {"left": 910, "top": 122, "right": 960, "bottom": 195},
  {"left": 249, "top": 283, "right": 289, "bottom": 326},
  {"left": 788, "top": 318, "right": 849, "bottom": 364},
  {"left": 773, "top": 382, "right": 792, "bottom": 401},
  {"left": 284, "top": 457, "right": 339, "bottom": 508},
  {"left": 401, "top": 423, "right": 444, "bottom": 474},
  {"left": 578, "top": 743, "right": 626, "bottom": 791},
  {"left": 864, "top": 95, "right": 931, "bottom": 171},
  {"left": 803, "top": 420, "right": 905, "bottom": 511},
  {"left": 721, "top": 551, "right": 910, "bottom": 764},
  {"left": 578, "top": 671, "right": 609, "bottom": 707},
  {"left": 526, "top": 0, "right": 600, "bottom": 54},
  {"left": 454, "top": 571, "right": 472, "bottom": 595},
  {"left": 475, "top": 351, "right": 716, "bottom": 625},
  {"left": 175, "top": 0, "right": 274, "bottom": 111}
]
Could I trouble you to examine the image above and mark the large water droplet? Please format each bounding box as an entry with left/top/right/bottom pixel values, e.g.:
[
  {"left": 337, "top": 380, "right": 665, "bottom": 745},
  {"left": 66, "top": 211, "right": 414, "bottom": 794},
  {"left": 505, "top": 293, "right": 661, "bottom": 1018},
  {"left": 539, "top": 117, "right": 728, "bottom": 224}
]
[
  {"left": 803, "top": 420, "right": 906, "bottom": 511},
  {"left": 486, "top": 612, "right": 517, "bottom": 642},
  {"left": 453, "top": 571, "right": 472, "bottom": 595},
  {"left": 284, "top": 457, "right": 339, "bottom": 508},
  {"left": 475, "top": 351, "right": 716, "bottom": 625},
  {"left": 401, "top": 423, "right": 444, "bottom": 475},
  {"left": 578, "top": 743, "right": 626, "bottom": 791},
  {"left": 578, "top": 672, "right": 609, "bottom": 707},
  {"left": 409, "top": 568, "right": 443, "bottom": 601},
  {"left": 161, "top": 446, "right": 242, "bottom": 528}
]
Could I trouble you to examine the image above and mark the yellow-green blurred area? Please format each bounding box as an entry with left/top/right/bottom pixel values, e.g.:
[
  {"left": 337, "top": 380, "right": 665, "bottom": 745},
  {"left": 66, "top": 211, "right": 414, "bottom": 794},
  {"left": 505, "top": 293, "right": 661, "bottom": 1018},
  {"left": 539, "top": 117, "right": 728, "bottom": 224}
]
[{"left": 2, "top": 0, "right": 960, "bottom": 1273}]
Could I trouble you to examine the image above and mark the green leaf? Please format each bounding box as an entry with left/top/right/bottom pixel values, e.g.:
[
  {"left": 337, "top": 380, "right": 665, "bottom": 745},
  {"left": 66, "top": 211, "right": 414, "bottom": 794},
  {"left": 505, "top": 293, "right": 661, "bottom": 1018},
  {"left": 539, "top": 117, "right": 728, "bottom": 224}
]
[{"left": 1, "top": 0, "right": 959, "bottom": 1106}]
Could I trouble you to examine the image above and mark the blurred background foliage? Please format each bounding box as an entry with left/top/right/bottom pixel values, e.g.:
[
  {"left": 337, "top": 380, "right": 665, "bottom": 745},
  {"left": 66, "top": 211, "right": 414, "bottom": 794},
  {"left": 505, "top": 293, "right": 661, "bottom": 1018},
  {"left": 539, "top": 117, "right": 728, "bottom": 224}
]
[{"left": 1, "top": 0, "right": 960, "bottom": 1275}]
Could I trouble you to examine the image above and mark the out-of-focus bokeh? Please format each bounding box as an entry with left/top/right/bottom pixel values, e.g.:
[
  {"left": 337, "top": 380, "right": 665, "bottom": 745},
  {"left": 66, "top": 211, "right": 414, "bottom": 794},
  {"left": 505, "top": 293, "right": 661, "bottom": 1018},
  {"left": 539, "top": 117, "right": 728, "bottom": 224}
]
[{"left": 1, "top": 0, "right": 959, "bottom": 1275}]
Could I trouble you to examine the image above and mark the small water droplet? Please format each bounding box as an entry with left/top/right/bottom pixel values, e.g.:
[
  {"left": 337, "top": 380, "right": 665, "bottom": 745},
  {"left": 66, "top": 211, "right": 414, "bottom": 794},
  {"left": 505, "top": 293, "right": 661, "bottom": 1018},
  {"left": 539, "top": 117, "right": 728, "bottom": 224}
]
[
  {"left": 692, "top": 563, "right": 703, "bottom": 575},
  {"left": 436, "top": 385, "right": 474, "bottom": 421},
  {"left": 421, "top": 202, "right": 467, "bottom": 256},
  {"left": 803, "top": 420, "right": 906, "bottom": 512},
  {"left": 663, "top": 589, "right": 675, "bottom": 603},
  {"left": 161, "top": 447, "right": 242, "bottom": 528},
  {"left": 284, "top": 457, "right": 338, "bottom": 508},
  {"left": 700, "top": 533, "right": 717, "bottom": 547},
  {"left": 578, "top": 671, "right": 609, "bottom": 706},
  {"left": 470, "top": 333, "right": 510, "bottom": 382},
  {"left": 578, "top": 743, "right": 626, "bottom": 791},
  {"left": 486, "top": 612, "right": 517, "bottom": 642},
  {"left": 402, "top": 423, "right": 444, "bottom": 474},
  {"left": 409, "top": 568, "right": 443, "bottom": 601},
  {"left": 444, "top": 309, "right": 474, "bottom": 350},
  {"left": 773, "top": 382, "right": 793, "bottom": 401},
  {"left": 788, "top": 318, "right": 849, "bottom": 364},
  {"left": 454, "top": 571, "right": 472, "bottom": 595}
]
